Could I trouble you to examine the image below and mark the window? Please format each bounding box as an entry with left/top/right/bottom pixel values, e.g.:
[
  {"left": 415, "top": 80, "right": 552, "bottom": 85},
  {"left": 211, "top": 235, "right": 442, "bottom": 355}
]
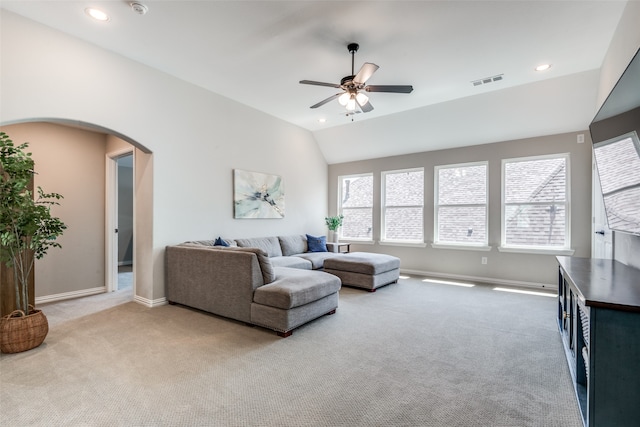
[
  {"left": 381, "top": 168, "right": 424, "bottom": 243},
  {"left": 434, "top": 162, "right": 488, "bottom": 247},
  {"left": 502, "top": 154, "right": 569, "bottom": 250},
  {"left": 338, "top": 174, "right": 373, "bottom": 240}
]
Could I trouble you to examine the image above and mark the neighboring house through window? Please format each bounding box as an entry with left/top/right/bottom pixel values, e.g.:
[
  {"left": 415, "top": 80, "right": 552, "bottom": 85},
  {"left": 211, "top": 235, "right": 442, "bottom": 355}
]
[
  {"left": 381, "top": 168, "right": 424, "bottom": 243},
  {"left": 434, "top": 162, "right": 488, "bottom": 248},
  {"left": 501, "top": 154, "right": 570, "bottom": 252},
  {"left": 338, "top": 173, "right": 373, "bottom": 240}
]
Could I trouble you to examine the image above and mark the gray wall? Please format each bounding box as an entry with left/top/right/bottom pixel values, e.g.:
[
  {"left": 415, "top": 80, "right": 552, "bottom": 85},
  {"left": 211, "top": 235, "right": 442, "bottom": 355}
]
[
  {"left": 329, "top": 131, "right": 593, "bottom": 287},
  {"left": 596, "top": 1, "right": 640, "bottom": 270}
]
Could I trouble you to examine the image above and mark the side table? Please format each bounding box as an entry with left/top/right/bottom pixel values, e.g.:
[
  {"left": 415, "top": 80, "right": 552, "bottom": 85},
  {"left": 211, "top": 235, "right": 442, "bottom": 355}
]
[{"left": 335, "top": 243, "right": 350, "bottom": 253}]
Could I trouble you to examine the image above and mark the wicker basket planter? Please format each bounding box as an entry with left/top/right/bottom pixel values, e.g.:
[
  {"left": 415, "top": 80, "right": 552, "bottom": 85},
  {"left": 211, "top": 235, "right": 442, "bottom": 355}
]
[{"left": 0, "top": 307, "right": 49, "bottom": 354}]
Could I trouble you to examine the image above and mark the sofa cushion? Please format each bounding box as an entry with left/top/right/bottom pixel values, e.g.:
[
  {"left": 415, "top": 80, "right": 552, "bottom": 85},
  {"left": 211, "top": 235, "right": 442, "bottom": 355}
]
[
  {"left": 235, "top": 236, "right": 283, "bottom": 257},
  {"left": 278, "top": 235, "right": 307, "bottom": 256},
  {"left": 253, "top": 267, "right": 341, "bottom": 309},
  {"left": 306, "top": 234, "right": 327, "bottom": 252},
  {"left": 182, "top": 240, "right": 215, "bottom": 246},
  {"left": 183, "top": 239, "right": 237, "bottom": 247},
  {"left": 294, "top": 252, "right": 341, "bottom": 270},
  {"left": 270, "top": 256, "right": 313, "bottom": 270}
]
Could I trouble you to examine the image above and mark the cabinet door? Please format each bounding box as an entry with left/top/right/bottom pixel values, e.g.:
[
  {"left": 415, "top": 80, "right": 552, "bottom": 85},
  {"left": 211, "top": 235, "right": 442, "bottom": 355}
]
[{"left": 558, "top": 269, "right": 570, "bottom": 335}]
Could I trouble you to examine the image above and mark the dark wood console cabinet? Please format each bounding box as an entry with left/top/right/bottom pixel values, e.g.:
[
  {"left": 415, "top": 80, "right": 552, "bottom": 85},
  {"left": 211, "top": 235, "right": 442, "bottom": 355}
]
[{"left": 557, "top": 256, "right": 640, "bottom": 427}]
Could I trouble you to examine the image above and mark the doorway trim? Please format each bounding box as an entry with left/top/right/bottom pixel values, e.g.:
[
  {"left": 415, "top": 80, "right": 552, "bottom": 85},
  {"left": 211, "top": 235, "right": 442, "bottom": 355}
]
[{"left": 106, "top": 147, "right": 135, "bottom": 292}]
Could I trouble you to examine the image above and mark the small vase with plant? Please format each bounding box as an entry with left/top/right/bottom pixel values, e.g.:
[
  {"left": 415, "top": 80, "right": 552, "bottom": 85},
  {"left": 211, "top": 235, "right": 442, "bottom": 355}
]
[
  {"left": 325, "top": 214, "right": 344, "bottom": 243},
  {"left": 0, "top": 132, "right": 66, "bottom": 353}
]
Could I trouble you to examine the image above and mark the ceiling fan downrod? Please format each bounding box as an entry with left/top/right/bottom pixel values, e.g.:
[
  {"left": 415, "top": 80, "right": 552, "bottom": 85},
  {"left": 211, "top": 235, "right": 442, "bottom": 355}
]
[{"left": 348, "top": 43, "right": 359, "bottom": 76}]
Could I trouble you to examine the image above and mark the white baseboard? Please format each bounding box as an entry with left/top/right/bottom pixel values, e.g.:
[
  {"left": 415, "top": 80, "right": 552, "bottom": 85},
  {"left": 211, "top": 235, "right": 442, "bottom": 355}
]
[
  {"left": 134, "top": 295, "right": 167, "bottom": 307},
  {"left": 400, "top": 268, "right": 555, "bottom": 290},
  {"left": 35, "top": 286, "right": 168, "bottom": 308},
  {"left": 35, "top": 286, "right": 106, "bottom": 305}
]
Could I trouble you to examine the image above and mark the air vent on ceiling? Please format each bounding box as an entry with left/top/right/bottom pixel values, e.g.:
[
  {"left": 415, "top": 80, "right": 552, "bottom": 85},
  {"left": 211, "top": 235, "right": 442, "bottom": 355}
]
[{"left": 471, "top": 74, "right": 504, "bottom": 87}]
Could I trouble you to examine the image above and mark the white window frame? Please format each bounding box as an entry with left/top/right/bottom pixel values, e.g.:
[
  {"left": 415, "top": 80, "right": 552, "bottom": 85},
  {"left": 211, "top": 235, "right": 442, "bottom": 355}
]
[
  {"left": 499, "top": 153, "right": 574, "bottom": 255},
  {"left": 380, "top": 167, "right": 425, "bottom": 246},
  {"left": 433, "top": 161, "right": 490, "bottom": 250},
  {"left": 338, "top": 173, "right": 374, "bottom": 242}
]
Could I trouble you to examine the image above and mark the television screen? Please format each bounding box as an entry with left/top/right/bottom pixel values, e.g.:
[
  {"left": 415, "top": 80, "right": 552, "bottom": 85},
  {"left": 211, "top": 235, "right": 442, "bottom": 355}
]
[{"left": 593, "top": 131, "right": 640, "bottom": 235}]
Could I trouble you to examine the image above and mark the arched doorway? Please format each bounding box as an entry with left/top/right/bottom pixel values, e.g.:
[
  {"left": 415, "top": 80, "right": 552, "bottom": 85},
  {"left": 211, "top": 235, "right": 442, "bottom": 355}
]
[{"left": 0, "top": 119, "right": 154, "bottom": 306}]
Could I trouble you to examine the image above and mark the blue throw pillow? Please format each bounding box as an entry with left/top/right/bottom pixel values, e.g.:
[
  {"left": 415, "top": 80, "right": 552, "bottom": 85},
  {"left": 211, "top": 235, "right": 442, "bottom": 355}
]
[
  {"left": 214, "top": 236, "right": 230, "bottom": 247},
  {"left": 306, "top": 234, "right": 327, "bottom": 252}
]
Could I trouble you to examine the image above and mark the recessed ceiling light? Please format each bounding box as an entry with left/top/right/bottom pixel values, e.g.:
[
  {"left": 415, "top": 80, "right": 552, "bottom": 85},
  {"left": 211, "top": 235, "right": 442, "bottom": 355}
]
[
  {"left": 85, "top": 8, "right": 110, "bottom": 21},
  {"left": 318, "top": 118, "right": 326, "bottom": 123},
  {"left": 535, "top": 64, "right": 552, "bottom": 72}
]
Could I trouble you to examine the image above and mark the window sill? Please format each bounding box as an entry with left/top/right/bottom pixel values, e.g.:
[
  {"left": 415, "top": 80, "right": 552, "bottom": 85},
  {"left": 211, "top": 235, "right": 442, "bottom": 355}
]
[
  {"left": 379, "top": 241, "right": 427, "bottom": 248},
  {"left": 431, "top": 243, "right": 492, "bottom": 252},
  {"left": 341, "top": 239, "right": 374, "bottom": 245},
  {"left": 497, "top": 246, "right": 575, "bottom": 256}
]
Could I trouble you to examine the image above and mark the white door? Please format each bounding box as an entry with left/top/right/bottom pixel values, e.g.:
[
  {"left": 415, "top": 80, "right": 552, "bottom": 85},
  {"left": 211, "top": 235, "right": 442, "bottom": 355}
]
[
  {"left": 106, "top": 148, "right": 134, "bottom": 291},
  {"left": 592, "top": 159, "right": 613, "bottom": 259}
]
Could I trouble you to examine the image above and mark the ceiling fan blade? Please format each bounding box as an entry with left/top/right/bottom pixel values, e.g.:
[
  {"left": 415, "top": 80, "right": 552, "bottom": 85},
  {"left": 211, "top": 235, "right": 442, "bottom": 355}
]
[
  {"left": 353, "top": 63, "right": 379, "bottom": 85},
  {"left": 365, "top": 85, "right": 414, "bottom": 93},
  {"left": 310, "top": 92, "right": 343, "bottom": 109},
  {"left": 300, "top": 80, "right": 342, "bottom": 89},
  {"left": 357, "top": 97, "right": 374, "bottom": 113}
]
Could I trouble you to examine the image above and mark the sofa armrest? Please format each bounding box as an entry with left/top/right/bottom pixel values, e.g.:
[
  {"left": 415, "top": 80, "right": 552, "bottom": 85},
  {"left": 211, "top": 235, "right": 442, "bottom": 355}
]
[{"left": 165, "top": 245, "right": 264, "bottom": 323}]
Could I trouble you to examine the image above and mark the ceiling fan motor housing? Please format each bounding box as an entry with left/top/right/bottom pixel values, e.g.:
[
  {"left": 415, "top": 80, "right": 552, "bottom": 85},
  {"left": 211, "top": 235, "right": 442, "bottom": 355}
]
[{"left": 341, "top": 75, "right": 358, "bottom": 89}]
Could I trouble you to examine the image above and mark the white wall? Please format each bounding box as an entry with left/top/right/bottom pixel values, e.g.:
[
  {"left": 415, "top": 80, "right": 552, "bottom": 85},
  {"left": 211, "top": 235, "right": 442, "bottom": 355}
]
[
  {"left": 329, "top": 131, "right": 593, "bottom": 287},
  {"left": 0, "top": 12, "right": 328, "bottom": 303},
  {"left": 596, "top": 1, "right": 640, "bottom": 270}
]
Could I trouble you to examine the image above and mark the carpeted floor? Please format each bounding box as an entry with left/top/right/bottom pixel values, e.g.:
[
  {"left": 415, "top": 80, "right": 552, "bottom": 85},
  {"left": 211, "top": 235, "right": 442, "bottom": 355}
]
[{"left": 0, "top": 275, "right": 582, "bottom": 426}]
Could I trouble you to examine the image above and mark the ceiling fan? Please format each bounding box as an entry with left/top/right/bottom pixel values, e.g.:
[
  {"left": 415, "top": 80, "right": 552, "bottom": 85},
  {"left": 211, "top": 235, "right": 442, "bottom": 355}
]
[{"left": 300, "top": 43, "right": 413, "bottom": 113}]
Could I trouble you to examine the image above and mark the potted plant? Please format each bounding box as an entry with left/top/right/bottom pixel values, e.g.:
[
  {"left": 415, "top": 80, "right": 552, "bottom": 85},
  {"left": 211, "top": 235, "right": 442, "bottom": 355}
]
[
  {"left": 0, "top": 132, "right": 66, "bottom": 353},
  {"left": 325, "top": 214, "right": 344, "bottom": 243}
]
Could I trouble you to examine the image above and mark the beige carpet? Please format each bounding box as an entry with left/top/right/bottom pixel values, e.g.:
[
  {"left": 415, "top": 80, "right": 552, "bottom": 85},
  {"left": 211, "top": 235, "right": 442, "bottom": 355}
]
[{"left": 0, "top": 275, "right": 582, "bottom": 426}]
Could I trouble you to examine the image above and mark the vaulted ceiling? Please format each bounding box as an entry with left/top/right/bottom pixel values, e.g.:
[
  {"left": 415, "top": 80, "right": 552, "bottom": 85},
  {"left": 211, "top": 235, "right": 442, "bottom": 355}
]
[{"left": 0, "top": 1, "right": 629, "bottom": 163}]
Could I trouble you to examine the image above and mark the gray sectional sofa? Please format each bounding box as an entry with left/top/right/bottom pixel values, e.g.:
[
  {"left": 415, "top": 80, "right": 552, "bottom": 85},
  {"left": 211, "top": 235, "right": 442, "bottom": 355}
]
[
  {"left": 165, "top": 234, "right": 401, "bottom": 337},
  {"left": 165, "top": 235, "right": 344, "bottom": 337}
]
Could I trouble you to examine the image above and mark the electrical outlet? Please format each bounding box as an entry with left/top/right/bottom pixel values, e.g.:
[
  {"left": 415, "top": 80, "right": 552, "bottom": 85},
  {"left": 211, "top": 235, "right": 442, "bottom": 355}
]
[{"left": 481, "top": 257, "right": 488, "bottom": 265}]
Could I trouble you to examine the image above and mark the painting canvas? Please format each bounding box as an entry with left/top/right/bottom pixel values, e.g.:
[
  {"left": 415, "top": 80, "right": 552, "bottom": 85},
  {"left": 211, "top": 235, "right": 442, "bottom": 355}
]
[{"left": 234, "top": 169, "right": 285, "bottom": 219}]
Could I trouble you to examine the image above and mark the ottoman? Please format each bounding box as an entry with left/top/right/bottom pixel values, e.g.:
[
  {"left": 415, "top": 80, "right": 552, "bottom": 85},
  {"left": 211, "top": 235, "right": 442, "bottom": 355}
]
[{"left": 324, "top": 252, "right": 400, "bottom": 292}]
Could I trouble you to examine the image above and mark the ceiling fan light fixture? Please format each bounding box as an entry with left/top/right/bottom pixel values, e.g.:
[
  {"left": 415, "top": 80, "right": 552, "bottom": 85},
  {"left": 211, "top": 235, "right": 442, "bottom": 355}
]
[
  {"left": 346, "top": 95, "right": 357, "bottom": 111},
  {"left": 356, "top": 92, "right": 369, "bottom": 106},
  {"left": 338, "top": 92, "right": 350, "bottom": 106}
]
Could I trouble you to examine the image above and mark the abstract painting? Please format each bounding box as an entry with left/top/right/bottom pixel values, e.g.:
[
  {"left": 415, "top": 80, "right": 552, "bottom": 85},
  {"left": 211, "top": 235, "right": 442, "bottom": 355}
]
[{"left": 234, "top": 169, "right": 285, "bottom": 219}]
